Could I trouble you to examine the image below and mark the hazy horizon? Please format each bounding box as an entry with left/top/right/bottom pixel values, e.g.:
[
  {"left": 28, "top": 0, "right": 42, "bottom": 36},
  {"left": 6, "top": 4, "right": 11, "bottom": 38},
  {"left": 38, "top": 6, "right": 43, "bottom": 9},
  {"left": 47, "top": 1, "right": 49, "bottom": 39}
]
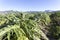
[{"left": 0, "top": 0, "right": 60, "bottom": 11}]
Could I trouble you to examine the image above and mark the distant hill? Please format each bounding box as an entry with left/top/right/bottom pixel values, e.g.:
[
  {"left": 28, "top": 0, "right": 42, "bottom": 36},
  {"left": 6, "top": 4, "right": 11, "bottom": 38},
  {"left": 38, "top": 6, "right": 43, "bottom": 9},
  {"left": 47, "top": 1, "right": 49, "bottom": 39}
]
[{"left": 0, "top": 10, "right": 20, "bottom": 14}]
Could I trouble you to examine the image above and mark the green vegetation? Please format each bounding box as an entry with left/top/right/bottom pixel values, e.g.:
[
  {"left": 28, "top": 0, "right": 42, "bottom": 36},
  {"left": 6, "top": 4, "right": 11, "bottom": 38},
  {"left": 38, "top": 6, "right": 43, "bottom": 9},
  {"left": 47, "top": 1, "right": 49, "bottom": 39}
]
[{"left": 0, "top": 11, "right": 60, "bottom": 40}]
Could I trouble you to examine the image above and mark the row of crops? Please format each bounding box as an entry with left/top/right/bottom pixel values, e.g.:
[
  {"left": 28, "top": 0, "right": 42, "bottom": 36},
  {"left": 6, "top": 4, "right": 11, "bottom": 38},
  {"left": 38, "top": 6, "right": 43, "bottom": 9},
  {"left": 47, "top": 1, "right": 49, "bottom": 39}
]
[{"left": 0, "top": 11, "right": 60, "bottom": 40}]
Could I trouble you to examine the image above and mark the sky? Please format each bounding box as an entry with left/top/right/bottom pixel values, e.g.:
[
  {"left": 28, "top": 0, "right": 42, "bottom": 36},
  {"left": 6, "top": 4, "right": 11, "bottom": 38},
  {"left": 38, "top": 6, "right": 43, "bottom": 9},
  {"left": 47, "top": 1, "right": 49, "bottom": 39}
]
[{"left": 0, "top": 0, "right": 60, "bottom": 11}]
